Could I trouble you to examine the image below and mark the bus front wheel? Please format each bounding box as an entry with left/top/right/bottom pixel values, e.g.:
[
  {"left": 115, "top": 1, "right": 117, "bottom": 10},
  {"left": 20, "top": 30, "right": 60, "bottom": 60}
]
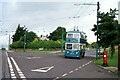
[
  {"left": 79, "top": 53, "right": 82, "bottom": 59},
  {"left": 82, "top": 52, "right": 85, "bottom": 58}
]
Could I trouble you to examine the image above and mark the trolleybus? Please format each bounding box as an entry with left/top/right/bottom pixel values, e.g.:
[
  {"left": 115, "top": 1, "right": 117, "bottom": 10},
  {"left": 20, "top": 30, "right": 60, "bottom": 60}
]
[{"left": 64, "top": 30, "right": 87, "bottom": 59}]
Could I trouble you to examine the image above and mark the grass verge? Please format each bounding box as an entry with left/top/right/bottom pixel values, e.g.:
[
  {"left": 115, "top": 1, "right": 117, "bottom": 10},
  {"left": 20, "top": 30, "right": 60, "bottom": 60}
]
[{"left": 95, "top": 50, "right": 118, "bottom": 67}]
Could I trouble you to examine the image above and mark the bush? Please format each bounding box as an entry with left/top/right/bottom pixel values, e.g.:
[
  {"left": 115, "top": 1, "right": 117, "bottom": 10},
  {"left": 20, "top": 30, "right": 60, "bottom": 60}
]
[
  {"left": 10, "top": 41, "right": 24, "bottom": 49},
  {"left": 10, "top": 39, "right": 65, "bottom": 50}
]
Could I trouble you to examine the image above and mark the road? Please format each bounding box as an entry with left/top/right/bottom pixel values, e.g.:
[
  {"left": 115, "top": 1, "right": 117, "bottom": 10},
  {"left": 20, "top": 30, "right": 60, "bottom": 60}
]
[{"left": 1, "top": 50, "right": 119, "bottom": 80}]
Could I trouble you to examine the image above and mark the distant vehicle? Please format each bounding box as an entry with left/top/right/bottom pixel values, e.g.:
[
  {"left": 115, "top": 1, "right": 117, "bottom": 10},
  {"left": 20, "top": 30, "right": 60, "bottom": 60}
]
[
  {"left": 64, "top": 30, "right": 87, "bottom": 59},
  {"left": 1, "top": 48, "right": 6, "bottom": 50},
  {"left": 98, "top": 49, "right": 104, "bottom": 55}
]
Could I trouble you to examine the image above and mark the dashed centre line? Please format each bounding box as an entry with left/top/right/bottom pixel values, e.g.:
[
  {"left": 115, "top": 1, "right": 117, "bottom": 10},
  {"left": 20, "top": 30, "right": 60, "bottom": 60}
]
[
  {"left": 53, "top": 60, "right": 92, "bottom": 80},
  {"left": 75, "top": 68, "right": 78, "bottom": 71},
  {"left": 62, "top": 73, "right": 67, "bottom": 77},
  {"left": 69, "top": 71, "right": 74, "bottom": 73}
]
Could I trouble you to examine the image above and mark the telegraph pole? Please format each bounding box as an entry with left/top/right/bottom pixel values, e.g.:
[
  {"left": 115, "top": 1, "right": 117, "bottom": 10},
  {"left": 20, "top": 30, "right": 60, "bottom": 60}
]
[{"left": 96, "top": 2, "right": 100, "bottom": 59}]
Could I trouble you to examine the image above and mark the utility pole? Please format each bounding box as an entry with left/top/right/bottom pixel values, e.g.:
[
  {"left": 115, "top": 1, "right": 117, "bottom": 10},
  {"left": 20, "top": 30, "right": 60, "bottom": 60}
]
[
  {"left": 61, "top": 28, "right": 64, "bottom": 52},
  {"left": 118, "top": 44, "right": 120, "bottom": 72},
  {"left": 8, "top": 34, "right": 10, "bottom": 50},
  {"left": 118, "top": 1, "right": 120, "bottom": 72},
  {"left": 24, "top": 27, "right": 26, "bottom": 52},
  {"left": 96, "top": 2, "right": 100, "bottom": 59}
]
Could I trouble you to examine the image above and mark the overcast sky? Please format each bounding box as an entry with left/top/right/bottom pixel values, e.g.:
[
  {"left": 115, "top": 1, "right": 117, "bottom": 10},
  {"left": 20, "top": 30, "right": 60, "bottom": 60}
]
[{"left": 0, "top": 0, "right": 120, "bottom": 49}]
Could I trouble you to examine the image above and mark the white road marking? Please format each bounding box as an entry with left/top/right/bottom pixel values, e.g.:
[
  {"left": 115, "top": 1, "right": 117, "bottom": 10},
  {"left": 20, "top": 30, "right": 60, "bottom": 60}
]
[
  {"left": 90, "top": 61, "right": 92, "bottom": 63},
  {"left": 79, "top": 66, "right": 82, "bottom": 69},
  {"left": 53, "top": 77, "right": 60, "bottom": 80},
  {"left": 6, "top": 52, "right": 16, "bottom": 78},
  {"left": 11, "top": 57, "right": 26, "bottom": 79},
  {"left": 62, "top": 73, "right": 67, "bottom": 77},
  {"left": 53, "top": 60, "right": 92, "bottom": 80},
  {"left": 31, "top": 66, "right": 54, "bottom": 73},
  {"left": 69, "top": 71, "right": 73, "bottom": 73},
  {"left": 26, "top": 57, "right": 42, "bottom": 59},
  {"left": 75, "top": 68, "right": 78, "bottom": 71},
  {"left": 11, "top": 76, "right": 17, "bottom": 78},
  {"left": 82, "top": 64, "right": 85, "bottom": 67}
]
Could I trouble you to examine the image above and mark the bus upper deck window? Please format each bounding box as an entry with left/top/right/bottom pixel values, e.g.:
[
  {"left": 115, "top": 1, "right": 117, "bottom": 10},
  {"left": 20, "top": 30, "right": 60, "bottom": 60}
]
[
  {"left": 74, "top": 34, "right": 79, "bottom": 38},
  {"left": 68, "top": 34, "right": 73, "bottom": 38}
]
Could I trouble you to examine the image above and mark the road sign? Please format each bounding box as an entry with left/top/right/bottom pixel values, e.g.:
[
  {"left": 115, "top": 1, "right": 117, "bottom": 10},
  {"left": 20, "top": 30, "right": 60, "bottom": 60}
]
[{"left": 31, "top": 66, "right": 54, "bottom": 73}]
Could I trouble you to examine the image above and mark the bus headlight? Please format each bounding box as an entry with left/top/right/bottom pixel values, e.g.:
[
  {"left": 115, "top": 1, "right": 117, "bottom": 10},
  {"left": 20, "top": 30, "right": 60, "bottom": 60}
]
[
  {"left": 67, "top": 51, "right": 69, "bottom": 53},
  {"left": 76, "top": 52, "right": 78, "bottom": 54}
]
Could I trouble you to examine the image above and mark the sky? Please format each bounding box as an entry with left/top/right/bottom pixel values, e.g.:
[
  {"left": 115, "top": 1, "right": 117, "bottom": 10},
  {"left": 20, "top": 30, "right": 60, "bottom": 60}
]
[{"left": 0, "top": 0, "right": 120, "bottom": 49}]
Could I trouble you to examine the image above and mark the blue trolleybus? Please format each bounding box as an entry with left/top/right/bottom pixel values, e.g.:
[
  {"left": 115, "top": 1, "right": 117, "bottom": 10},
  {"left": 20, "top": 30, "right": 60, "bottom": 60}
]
[{"left": 64, "top": 30, "right": 87, "bottom": 59}]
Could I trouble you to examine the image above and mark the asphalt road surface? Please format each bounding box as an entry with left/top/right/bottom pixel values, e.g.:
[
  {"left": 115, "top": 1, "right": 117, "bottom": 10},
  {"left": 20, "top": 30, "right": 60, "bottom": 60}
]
[{"left": 2, "top": 50, "right": 119, "bottom": 80}]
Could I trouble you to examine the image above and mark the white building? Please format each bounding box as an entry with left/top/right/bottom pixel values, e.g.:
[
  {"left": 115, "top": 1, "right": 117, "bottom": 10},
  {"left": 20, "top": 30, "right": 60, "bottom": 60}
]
[{"left": 39, "top": 34, "right": 49, "bottom": 41}]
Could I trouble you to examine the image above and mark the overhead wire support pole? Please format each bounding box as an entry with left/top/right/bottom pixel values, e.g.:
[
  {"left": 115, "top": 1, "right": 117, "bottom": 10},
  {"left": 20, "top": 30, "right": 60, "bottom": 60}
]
[
  {"left": 24, "top": 27, "right": 26, "bottom": 52},
  {"left": 8, "top": 34, "right": 10, "bottom": 50},
  {"left": 61, "top": 28, "right": 64, "bottom": 52},
  {"left": 96, "top": 2, "right": 100, "bottom": 60}
]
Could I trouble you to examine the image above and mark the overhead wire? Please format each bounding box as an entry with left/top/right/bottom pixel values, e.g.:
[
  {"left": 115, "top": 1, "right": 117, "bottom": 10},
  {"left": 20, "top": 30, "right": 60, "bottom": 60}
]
[
  {"left": 1, "top": 1, "right": 99, "bottom": 36},
  {"left": 73, "top": 0, "right": 97, "bottom": 28}
]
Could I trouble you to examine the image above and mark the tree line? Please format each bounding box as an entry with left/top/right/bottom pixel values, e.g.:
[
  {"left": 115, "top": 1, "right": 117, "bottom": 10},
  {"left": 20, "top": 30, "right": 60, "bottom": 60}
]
[{"left": 10, "top": 24, "right": 66, "bottom": 49}]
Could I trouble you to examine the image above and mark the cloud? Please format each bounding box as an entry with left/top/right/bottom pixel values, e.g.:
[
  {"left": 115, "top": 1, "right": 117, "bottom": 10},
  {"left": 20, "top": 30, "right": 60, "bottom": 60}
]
[{"left": 1, "top": 0, "right": 120, "bottom": 49}]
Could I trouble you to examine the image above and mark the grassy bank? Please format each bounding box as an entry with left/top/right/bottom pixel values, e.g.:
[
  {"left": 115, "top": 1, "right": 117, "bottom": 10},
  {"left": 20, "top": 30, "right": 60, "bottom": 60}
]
[{"left": 95, "top": 49, "right": 118, "bottom": 67}]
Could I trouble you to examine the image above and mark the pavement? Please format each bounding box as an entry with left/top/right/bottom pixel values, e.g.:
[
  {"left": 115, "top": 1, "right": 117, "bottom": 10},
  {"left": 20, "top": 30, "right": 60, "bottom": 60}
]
[{"left": 99, "top": 66, "right": 118, "bottom": 74}]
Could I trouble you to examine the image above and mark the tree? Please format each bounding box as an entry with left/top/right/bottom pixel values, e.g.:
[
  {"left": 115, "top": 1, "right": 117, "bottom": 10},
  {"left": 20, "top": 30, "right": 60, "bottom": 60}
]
[
  {"left": 12, "top": 24, "right": 26, "bottom": 42},
  {"left": 27, "top": 38, "right": 40, "bottom": 49},
  {"left": 48, "top": 27, "right": 66, "bottom": 41},
  {"left": 12, "top": 24, "right": 38, "bottom": 43},
  {"left": 20, "top": 31, "right": 38, "bottom": 43},
  {"left": 91, "top": 9, "right": 120, "bottom": 59}
]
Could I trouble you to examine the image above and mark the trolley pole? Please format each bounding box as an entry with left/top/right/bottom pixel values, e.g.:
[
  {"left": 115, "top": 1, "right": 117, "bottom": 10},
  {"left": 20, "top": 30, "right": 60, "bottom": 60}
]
[{"left": 96, "top": 2, "right": 100, "bottom": 59}]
